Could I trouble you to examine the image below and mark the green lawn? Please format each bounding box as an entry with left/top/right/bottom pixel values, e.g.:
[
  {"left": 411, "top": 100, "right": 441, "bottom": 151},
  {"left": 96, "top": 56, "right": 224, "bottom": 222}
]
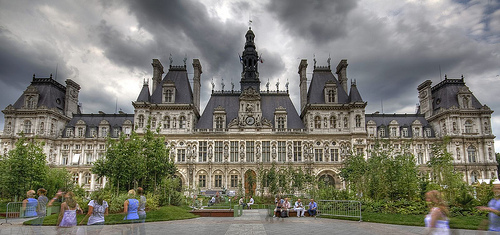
[
  {"left": 23, "top": 205, "right": 198, "bottom": 226},
  {"left": 321, "top": 212, "right": 487, "bottom": 230}
]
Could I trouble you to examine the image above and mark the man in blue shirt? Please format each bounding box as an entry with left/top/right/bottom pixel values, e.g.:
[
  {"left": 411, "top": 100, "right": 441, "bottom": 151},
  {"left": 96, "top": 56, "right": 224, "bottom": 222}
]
[
  {"left": 477, "top": 184, "right": 500, "bottom": 231},
  {"left": 308, "top": 199, "right": 317, "bottom": 217}
]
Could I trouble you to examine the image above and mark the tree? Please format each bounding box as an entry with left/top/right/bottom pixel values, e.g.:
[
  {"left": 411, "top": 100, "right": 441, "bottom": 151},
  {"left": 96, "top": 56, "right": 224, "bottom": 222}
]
[
  {"left": 427, "top": 136, "right": 467, "bottom": 203},
  {"left": 340, "top": 152, "right": 366, "bottom": 196},
  {"left": 92, "top": 121, "right": 176, "bottom": 194},
  {"left": 0, "top": 135, "right": 48, "bottom": 200}
]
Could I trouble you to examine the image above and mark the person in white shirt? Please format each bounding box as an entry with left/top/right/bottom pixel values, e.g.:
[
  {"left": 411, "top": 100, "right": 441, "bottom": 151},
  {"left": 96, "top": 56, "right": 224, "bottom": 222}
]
[
  {"left": 247, "top": 197, "right": 254, "bottom": 209},
  {"left": 281, "top": 198, "right": 291, "bottom": 217},
  {"left": 294, "top": 199, "right": 305, "bottom": 217}
]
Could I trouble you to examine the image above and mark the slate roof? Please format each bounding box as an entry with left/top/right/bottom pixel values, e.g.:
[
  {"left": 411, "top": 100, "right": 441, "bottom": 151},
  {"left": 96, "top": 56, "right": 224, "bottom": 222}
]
[
  {"left": 307, "top": 69, "right": 349, "bottom": 104},
  {"left": 196, "top": 92, "right": 305, "bottom": 129},
  {"left": 430, "top": 78, "right": 482, "bottom": 114},
  {"left": 365, "top": 113, "right": 434, "bottom": 137},
  {"left": 13, "top": 77, "right": 68, "bottom": 112},
  {"left": 63, "top": 113, "right": 134, "bottom": 138},
  {"left": 150, "top": 66, "right": 194, "bottom": 104},
  {"left": 136, "top": 83, "right": 151, "bottom": 102},
  {"left": 348, "top": 83, "right": 363, "bottom": 102}
]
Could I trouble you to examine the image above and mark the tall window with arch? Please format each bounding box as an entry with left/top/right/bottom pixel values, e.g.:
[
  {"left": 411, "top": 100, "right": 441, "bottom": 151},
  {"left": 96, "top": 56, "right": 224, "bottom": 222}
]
[
  {"left": 330, "top": 116, "right": 336, "bottom": 128},
  {"left": 467, "top": 146, "right": 476, "bottom": 163},
  {"left": 138, "top": 115, "right": 145, "bottom": 128},
  {"left": 230, "top": 141, "right": 238, "bottom": 162},
  {"left": 355, "top": 115, "right": 361, "bottom": 128},
  {"left": 24, "top": 120, "right": 32, "bottom": 133},
  {"left": 277, "top": 141, "right": 286, "bottom": 162},
  {"left": 314, "top": 116, "right": 321, "bottom": 129},
  {"left": 465, "top": 120, "right": 473, "bottom": 133},
  {"left": 179, "top": 116, "right": 186, "bottom": 129},
  {"left": 214, "top": 141, "right": 223, "bottom": 162},
  {"left": 262, "top": 141, "right": 271, "bottom": 162},
  {"left": 163, "top": 116, "right": 170, "bottom": 129}
]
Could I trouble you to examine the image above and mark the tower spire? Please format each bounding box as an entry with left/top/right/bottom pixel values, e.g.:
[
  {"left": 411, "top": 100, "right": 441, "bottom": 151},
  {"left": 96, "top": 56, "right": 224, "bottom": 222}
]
[{"left": 240, "top": 28, "right": 260, "bottom": 92}]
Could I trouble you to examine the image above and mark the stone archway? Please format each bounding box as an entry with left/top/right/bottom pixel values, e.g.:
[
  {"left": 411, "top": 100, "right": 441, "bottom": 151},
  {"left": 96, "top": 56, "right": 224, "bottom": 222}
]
[
  {"left": 318, "top": 174, "right": 335, "bottom": 187},
  {"left": 244, "top": 170, "right": 257, "bottom": 196},
  {"left": 317, "top": 170, "right": 340, "bottom": 189}
]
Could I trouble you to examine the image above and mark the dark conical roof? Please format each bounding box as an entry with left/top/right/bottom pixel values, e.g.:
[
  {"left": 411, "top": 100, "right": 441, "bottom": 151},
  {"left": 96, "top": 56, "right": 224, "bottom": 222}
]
[
  {"left": 136, "top": 82, "right": 150, "bottom": 102},
  {"left": 349, "top": 82, "right": 363, "bottom": 102}
]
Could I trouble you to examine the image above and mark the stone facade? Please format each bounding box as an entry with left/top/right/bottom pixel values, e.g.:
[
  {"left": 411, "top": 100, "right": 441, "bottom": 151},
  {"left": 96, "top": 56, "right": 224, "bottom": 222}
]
[{"left": 1, "top": 28, "right": 497, "bottom": 194}]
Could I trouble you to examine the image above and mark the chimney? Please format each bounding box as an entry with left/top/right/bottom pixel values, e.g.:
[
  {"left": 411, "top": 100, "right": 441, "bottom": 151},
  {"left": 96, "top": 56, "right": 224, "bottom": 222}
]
[
  {"left": 64, "top": 79, "right": 81, "bottom": 118},
  {"left": 151, "top": 59, "right": 164, "bottom": 93},
  {"left": 298, "top": 59, "right": 308, "bottom": 113},
  {"left": 336, "top": 59, "right": 348, "bottom": 92},
  {"left": 192, "top": 59, "right": 202, "bottom": 113}
]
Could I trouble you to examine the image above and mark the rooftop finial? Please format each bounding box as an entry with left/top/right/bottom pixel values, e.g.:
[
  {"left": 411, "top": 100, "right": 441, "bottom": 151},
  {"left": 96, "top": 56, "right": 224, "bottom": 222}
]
[
  {"left": 183, "top": 54, "right": 187, "bottom": 67},
  {"left": 211, "top": 78, "right": 215, "bottom": 92},
  {"left": 169, "top": 54, "right": 173, "bottom": 67},
  {"left": 327, "top": 54, "right": 331, "bottom": 68},
  {"left": 313, "top": 54, "right": 317, "bottom": 68},
  {"left": 221, "top": 78, "right": 225, "bottom": 91},
  {"left": 266, "top": 78, "right": 270, "bottom": 92}
]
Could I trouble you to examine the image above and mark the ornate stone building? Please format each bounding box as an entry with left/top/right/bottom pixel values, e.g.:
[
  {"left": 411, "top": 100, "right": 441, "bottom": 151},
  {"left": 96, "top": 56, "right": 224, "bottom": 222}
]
[{"left": 1, "top": 28, "right": 497, "bottom": 194}]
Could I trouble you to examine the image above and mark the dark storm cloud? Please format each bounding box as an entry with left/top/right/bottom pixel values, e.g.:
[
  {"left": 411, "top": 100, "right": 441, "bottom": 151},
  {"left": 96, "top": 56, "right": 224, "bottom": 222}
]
[
  {"left": 0, "top": 26, "right": 73, "bottom": 120},
  {"left": 267, "top": 0, "right": 358, "bottom": 44}
]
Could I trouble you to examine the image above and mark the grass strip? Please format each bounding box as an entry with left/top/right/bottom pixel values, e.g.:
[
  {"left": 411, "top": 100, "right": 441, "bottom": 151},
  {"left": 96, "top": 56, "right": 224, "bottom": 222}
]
[{"left": 23, "top": 205, "right": 198, "bottom": 226}]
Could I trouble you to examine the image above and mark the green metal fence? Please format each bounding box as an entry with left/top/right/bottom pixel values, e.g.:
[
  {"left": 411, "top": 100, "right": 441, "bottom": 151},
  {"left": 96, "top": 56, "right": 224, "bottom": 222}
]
[{"left": 317, "top": 200, "right": 362, "bottom": 221}]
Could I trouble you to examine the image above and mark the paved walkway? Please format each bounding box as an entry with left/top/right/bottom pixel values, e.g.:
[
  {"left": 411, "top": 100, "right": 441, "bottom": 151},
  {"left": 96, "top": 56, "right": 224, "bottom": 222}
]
[{"left": 0, "top": 209, "right": 483, "bottom": 234}]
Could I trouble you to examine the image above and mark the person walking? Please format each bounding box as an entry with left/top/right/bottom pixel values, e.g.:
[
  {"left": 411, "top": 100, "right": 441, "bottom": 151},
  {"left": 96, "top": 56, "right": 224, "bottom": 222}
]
[
  {"left": 80, "top": 190, "right": 109, "bottom": 225},
  {"left": 55, "top": 191, "right": 83, "bottom": 228},
  {"left": 32, "top": 188, "right": 48, "bottom": 226},
  {"left": 124, "top": 189, "right": 139, "bottom": 220},
  {"left": 424, "top": 190, "right": 450, "bottom": 235},
  {"left": 477, "top": 183, "right": 500, "bottom": 232},
  {"left": 137, "top": 187, "right": 147, "bottom": 222},
  {"left": 22, "top": 190, "right": 38, "bottom": 218}
]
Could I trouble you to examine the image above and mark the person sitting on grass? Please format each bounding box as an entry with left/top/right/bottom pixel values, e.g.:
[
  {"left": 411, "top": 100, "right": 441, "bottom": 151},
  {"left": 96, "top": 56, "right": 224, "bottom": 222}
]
[
  {"left": 308, "top": 199, "right": 317, "bottom": 217},
  {"left": 80, "top": 190, "right": 109, "bottom": 225},
  {"left": 124, "top": 189, "right": 139, "bottom": 221}
]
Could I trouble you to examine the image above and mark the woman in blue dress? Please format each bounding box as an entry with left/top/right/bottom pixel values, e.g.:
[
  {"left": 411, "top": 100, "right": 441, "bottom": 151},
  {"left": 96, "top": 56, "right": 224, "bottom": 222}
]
[
  {"left": 22, "top": 190, "right": 38, "bottom": 217},
  {"left": 124, "top": 189, "right": 139, "bottom": 220}
]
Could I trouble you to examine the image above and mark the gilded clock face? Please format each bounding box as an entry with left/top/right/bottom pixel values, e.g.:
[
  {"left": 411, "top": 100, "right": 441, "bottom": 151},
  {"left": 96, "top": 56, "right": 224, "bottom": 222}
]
[{"left": 246, "top": 116, "right": 255, "bottom": 125}]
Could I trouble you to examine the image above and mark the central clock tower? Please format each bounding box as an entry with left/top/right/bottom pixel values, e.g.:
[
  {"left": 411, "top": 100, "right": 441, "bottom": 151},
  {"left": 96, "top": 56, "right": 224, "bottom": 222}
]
[{"left": 238, "top": 87, "right": 262, "bottom": 127}]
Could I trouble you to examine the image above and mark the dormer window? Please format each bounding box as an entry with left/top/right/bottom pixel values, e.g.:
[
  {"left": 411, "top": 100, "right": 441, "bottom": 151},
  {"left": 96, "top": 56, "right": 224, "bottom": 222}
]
[
  {"left": 402, "top": 128, "right": 409, "bottom": 137},
  {"left": 274, "top": 106, "right": 287, "bottom": 130},
  {"left": 164, "top": 89, "right": 173, "bottom": 102},
  {"left": 277, "top": 117, "right": 285, "bottom": 129},
  {"left": 163, "top": 84, "right": 175, "bottom": 103},
  {"left": 215, "top": 117, "right": 224, "bottom": 129},
  {"left": 324, "top": 81, "right": 337, "bottom": 103},
  {"left": 66, "top": 128, "right": 73, "bottom": 137},
  {"left": 78, "top": 127, "right": 84, "bottom": 137},
  {"left": 213, "top": 106, "right": 226, "bottom": 130},
  {"left": 101, "top": 127, "right": 108, "bottom": 137}
]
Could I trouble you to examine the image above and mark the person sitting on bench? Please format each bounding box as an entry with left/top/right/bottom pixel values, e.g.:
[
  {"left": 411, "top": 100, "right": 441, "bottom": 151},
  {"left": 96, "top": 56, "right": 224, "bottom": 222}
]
[
  {"left": 308, "top": 199, "right": 317, "bottom": 217},
  {"left": 247, "top": 196, "right": 254, "bottom": 209}
]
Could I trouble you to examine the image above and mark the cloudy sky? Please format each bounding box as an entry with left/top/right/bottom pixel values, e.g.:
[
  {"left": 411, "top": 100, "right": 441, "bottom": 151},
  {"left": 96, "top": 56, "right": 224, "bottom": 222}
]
[{"left": 0, "top": 0, "right": 499, "bottom": 151}]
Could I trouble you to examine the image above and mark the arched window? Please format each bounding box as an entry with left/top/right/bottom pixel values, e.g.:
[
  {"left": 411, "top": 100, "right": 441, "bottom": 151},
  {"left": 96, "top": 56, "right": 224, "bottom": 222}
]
[
  {"left": 138, "top": 115, "right": 145, "bottom": 128},
  {"left": 24, "top": 120, "right": 32, "bottom": 133},
  {"left": 314, "top": 116, "right": 321, "bottom": 129},
  {"left": 465, "top": 120, "right": 473, "bottom": 133},
  {"left": 277, "top": 117, "right": 285, "bottom": 129},
  {"left": 328, "top": 90, "right": 335, "bottom": 103},
  {"left": 179, "top": 116, "right": 186, "bottom": 128},
  {"left": 163, "top": 116, "right": 170, "bottom": 129},
  {"left": 151, "top": 117, "right": 156, "bottom": 128},
  {"left": 72, "top": 173, "right": 79, "bottom": 184},
  {"left": 39, "top": 122, "right": 45, "bottom": 134},
  {"left": 467, "top": 146, "right": 476, "bottom": 163},
  {"left": 330, "top": 116, "right": 336, "bottom": 128},
  {"left": 215, "top": 117, "right": 224, "bottom": 129},
  {"left": 470, "top": 171, "right": 478, "bottom": 183},
  {"left": 355, "top": 115, "right": 361, "bottom": 128}
]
